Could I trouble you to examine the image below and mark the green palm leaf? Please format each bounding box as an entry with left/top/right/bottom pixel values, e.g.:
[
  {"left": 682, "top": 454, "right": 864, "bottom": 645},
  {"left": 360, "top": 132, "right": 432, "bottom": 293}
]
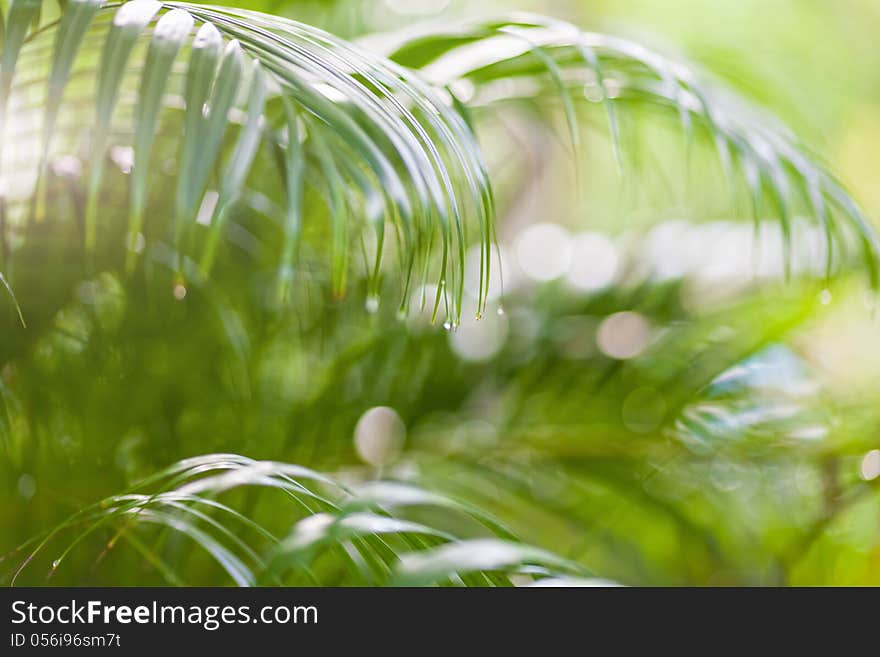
[
  {"left": 368, "top": 14, "right": 880, "bottom": 285},
  {"left": 0, "top": 2, "right": 875, "bottom": 328},
  {"left": 9, "top": 453, "right": 596, "bottom": 586}
]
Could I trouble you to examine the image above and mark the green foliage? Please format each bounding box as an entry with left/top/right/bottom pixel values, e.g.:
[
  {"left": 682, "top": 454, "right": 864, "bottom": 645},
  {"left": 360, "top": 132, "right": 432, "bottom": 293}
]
[
  {"left": 0, "top": 1, "right": 879, "bottom": 586},
  {"left": 12, "top": 454, "right": 599, "bottom": 586}
]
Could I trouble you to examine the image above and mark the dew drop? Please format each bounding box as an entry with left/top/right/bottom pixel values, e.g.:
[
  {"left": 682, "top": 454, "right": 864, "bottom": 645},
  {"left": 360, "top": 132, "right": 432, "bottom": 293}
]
[
  {"left": 443, "top": 321, "right": 452, "bottom": 331},
  {"left": 173, "top": 283, "right": 187, "bottom": 301},
  {"left": 819, "top": 289, "right": 832, "bottom": 306},
  {"left": 51, "top": 559, "right": 60, "bottom": 570},
  {"left": 365, "top": 295, "right": 380, "bottom": 314},
  {"left": 497, "top": 306, "right": 505, "bottom": 316}
]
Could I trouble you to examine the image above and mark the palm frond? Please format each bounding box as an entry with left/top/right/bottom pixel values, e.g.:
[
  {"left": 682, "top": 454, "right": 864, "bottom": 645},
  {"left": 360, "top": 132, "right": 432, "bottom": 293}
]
[
  {"left": 8, "top": 453, "right": 596, "bottom": 586},
  {"left": 1, "top": 0, "right": 494, "bottom": 323},
  {"left": 0, "top": 3, "right": 876, "bottom": 332},
  {"left": 366, "top": 13, "right": 880, "bottom": 286}
]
